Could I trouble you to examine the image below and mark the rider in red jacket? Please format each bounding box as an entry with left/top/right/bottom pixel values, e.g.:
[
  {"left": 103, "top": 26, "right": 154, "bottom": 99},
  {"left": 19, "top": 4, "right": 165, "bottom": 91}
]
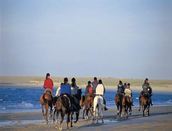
[{"left": 43, "top": 73, "right": 54, "bottom": 94}]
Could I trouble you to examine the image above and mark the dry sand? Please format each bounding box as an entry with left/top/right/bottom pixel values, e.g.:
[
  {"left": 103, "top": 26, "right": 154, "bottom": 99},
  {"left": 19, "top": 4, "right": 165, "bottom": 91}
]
[{"left": 1, "top": 106, "right": 172, "bottom": 131}]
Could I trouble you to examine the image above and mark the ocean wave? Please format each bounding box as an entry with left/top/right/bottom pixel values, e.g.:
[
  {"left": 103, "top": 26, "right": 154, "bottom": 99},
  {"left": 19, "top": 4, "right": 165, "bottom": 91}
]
[
  {"left": 17, "top": 101, "right": 34, "bottom": 109},
  {"left": 165, "top": 99, "right": 172, "bottom": 104}
]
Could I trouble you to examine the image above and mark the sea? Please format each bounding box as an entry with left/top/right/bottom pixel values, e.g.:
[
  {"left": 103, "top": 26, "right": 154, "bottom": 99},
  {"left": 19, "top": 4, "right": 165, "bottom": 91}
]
[{"left": 0, "top": 85, "right": 172, "bottom": 113}]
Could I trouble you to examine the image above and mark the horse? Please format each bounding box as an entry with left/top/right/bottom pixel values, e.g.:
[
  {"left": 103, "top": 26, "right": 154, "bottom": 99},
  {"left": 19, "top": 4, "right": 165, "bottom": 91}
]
[
  {"left": 70, "top": 89, "right": 82, "bottom": 124},
  {"left": 80, "top": 94, "right": 94, "bottom": 120},
  {"left": 53, "top": 94, "right": 72, "bottom": 130},
  {"left": 93, "top": 95, "right": 104, "bottom": 123},
  {"left": 122, "top": 95, "right": 132, "bottom": 119},
  {"left": 40, "top": 90, "right": 53, "bottom": 124},
  {"left": 114, "top": 93, "right": 123, "bottom": 117},
  {"left": 139, "top": 93, "right": 150, "bottom": 117}
]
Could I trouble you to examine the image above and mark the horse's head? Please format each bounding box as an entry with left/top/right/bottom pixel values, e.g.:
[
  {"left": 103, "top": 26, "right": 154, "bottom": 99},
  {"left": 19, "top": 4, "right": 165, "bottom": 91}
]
[
  {"left": 43, "top": 92, "right": 52, "bottom": 101},
  {"left": 55, "top": 97, "right": 63, "bottom": 110}
]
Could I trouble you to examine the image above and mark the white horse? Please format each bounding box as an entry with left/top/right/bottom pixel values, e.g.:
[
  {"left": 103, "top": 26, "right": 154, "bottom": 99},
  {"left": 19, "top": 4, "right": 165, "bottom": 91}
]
[{"left": 93, "top": 95, "right": 104, "bottom": 123}]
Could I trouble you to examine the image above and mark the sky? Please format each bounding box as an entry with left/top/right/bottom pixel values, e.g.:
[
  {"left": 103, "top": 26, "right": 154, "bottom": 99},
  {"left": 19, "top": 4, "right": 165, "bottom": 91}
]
[{"left": 0, "top": 0, "right": 172, "bottom": 79}]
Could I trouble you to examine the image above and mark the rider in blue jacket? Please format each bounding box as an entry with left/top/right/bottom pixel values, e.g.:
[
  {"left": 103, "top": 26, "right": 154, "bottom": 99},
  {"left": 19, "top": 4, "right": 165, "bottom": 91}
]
[{"left": 60, "top": 77, "right": 71, "bottom": 95}]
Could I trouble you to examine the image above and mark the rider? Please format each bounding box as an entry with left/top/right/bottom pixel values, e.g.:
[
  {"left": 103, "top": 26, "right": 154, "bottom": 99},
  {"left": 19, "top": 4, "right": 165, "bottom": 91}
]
[
  {"left": 71, "top": 77, "right": 81, "bottom": 110},
  {"left": 141, "top": 78, "right": 153, "bottom": 106},
  {"left": 117, "top": 80, "right": 125, "bottom": 95},
  {"left": 92, "top": 77, "right": 98, "bottom": 94},
  {"left": 85, "top": 81, "right": 94, "bottom": 96},
  {"left": 43, "top": 73, "right": 54, "bottom": 95},
  {"left": 60, "top": 77, "right": 72, "bottom": 109},
  {"left": 124, "top": 83, "right": 134, "bottom": 106},
  {"left": 95, "top": 79, "right": 108, "bottom": 111}
]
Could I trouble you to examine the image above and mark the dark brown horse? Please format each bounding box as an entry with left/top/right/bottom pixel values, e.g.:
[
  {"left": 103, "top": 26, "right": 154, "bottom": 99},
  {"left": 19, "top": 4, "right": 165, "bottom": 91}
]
[
  {"left": 70, "top": 89, "right": 82, "bottom": 124},
  {"left": 40, "top": 90, "right": 53, "bottom": 124},
  {"left": 115, "top": 94, "right": 123, "bottom": 117},
  {"left": 53, "top": 94, "right": 72, "bottom": 130},
  {"left": 139, "top": 93, "right": 150, "bottom": 116},
  {"left": 122, "top": 96, "right": 132, "bottom": 119},
  {"left": 80, "top": 95, "right": 94, "bottom": 119}
]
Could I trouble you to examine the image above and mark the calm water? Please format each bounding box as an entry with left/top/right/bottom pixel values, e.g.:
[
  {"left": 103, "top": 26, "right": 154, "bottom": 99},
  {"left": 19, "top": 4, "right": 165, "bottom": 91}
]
[{"left": 0, "top": 86, "right": 172, "bottom": 113}]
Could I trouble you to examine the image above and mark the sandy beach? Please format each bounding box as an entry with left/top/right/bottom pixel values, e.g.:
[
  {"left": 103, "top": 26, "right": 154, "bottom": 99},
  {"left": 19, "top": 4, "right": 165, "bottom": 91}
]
[
  {"left": 1, "top": 106, "right": 172, "bottom": 131},
  {"left": 0, "top": 76, "right": 172, "bottom": 92}
]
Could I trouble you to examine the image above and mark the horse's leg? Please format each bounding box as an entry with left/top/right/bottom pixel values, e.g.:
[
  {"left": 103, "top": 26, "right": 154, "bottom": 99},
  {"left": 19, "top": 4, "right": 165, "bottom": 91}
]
[
  {"left": 53, "top": 109, "right": 56, "bottom": 123},
  {"left": 143, "top": 105, "right": 145, "bottom": 117},
  {"left": 70, "top": 112, "right": 73, "bottom": 127},
  {"left": 45, "top": 104, "right": 49, "bottom": 124},
  {"left": 101, "top": 102, "right": 104, "bottom": 123},
  {"left": 67, "top": 112, "right": 71, "bottom": 129},
  {"left": 75, "top": 111, "right": 79, "bottom": 123},
  {"left": 120, "top": 105, "right": 123, "bottom": 117},
  {"left": 82, "top": 106, "right": 85, "bottom": 119},
  {"left": 117, "top": 104, "right": 119, "bottom": 115},
  {"left": 49, "top": 102, "right": 53, "bottom": 118},
  {"left": 129, "top": 105, "right": 132, "bottom": 115},
  {"left": 42, "top": 105, "right": 45, "bottom": 116},
  {"left": 59, "top": 112, "right": 64, "bottom": 131},
  {"left": 93, "top": 99, "right": 96, "bottom": 122},
  {"left": 85, "top": 108, "right": 89, "bottom": 120},
  {"left": 148, "top": 106, "right": 150, "bottom": 116}
]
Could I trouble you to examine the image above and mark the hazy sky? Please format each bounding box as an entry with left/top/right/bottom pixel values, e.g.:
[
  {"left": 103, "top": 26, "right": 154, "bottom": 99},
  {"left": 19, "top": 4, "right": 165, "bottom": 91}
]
[{"left": 1, "top": 0, "right": 172, "bottom": 79}]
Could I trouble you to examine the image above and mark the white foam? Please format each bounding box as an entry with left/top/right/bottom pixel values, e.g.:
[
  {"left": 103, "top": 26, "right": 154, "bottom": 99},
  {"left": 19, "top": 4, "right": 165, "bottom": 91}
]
[
  {"left": 135, "top": 97, "right": 139, "bottom": 100},
  {"left": 0, "top": 120, "right": 44, "bottom": 127},
  {"left": 17, "top": 101, "right": 34, "bottom": 108},
  {"left": 165, "top": 99, "right": 172, "bottom": 104}
]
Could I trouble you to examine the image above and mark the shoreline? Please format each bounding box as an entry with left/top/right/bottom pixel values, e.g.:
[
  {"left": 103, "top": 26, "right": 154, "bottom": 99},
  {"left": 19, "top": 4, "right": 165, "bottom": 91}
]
[{"left": 1, "top": 84, "right": 172, "bottom": 93}]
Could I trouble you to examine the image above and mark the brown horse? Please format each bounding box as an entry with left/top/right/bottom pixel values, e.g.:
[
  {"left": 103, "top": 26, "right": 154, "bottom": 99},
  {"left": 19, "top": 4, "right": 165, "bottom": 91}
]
[
  {"left": 115, "top": 94, "right": 123, "bottom": 117},
  {"left": 40, "top": 90, "right": 53, "bottom": 124},
  {"left": 80, "top": 95, "right": 94, "bottom": 119},
  {"left": 139, "top": 93, "right": 150, "bottom": 117},
  {"left": 53, "top": 95, "right": 72, "bottom": 130},
  {"left": 122, "top": 96, "right": 132, "bottom": 119}
]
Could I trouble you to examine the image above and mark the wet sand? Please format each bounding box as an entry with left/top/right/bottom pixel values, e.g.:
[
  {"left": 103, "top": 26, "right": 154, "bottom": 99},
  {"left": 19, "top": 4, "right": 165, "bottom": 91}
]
[{"left": 1, "top": 106, "right": 172, "bottom": 131}]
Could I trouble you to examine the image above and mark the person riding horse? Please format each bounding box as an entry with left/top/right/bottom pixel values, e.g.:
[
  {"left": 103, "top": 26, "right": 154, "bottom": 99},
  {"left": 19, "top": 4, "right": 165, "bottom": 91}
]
[
  {"left": 95, "top": 79, "right": 108, "bottom": 111},
  {"left": 85, "top": 81, "right": 94, "bottom": 97},
  {"left": 124, "top": 83, "right": 134, "bottom": 106},
  {"left": 60, "top": 77, "right": 73, "bottom": 111},
  {"left": 71, "top": 77, "right": 81, "bottom": 110},
  {"left": 40, "top": 73, "right": 54, "bottom": 124},
  {"left": 43, "top": 73, "right": 54, "bottom": 108},
  {"left": 92, "top": 77, "right": 98, "bottom": 94},
  {"left": 117, "top": 80, "right": 125, "bottom": 96},
  {"left": 140, "top": 78, "right": 153, "bottom": 106},
  {"left": 43, "top": 73, "right": 54, "bottom": 95}
]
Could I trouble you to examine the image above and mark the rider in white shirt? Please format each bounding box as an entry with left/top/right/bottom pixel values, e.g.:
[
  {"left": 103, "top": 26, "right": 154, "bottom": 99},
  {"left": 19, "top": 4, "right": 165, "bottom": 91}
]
[{"left": 95, "top": 79, "right": 108, "bottom": 110}]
